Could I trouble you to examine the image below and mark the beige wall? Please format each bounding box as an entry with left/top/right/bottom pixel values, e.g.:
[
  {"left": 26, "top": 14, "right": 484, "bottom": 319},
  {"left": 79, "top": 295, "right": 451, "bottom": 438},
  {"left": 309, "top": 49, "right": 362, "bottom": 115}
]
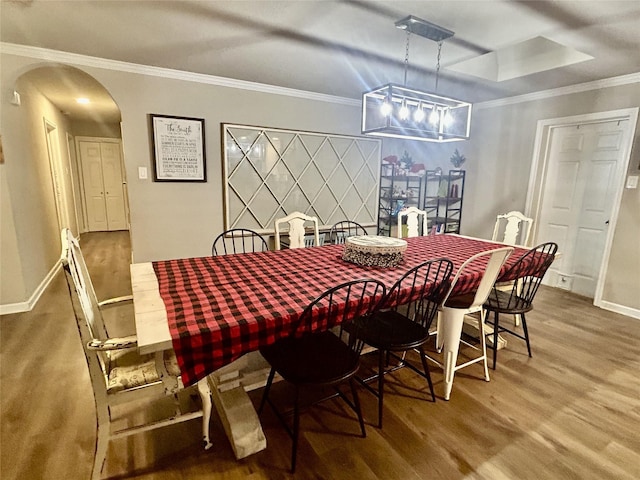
[
  {"left": 1, "top": 73, "right": 73, "bottom": 305},
  {"left": 463, "top": 83, "right": 640, "bottom": 310},
  {"left": 70, "top": 120, "right": 121, "bottom": 138},
  {"left": 1, "top": 49, "right": 638, "bottom": 315}
]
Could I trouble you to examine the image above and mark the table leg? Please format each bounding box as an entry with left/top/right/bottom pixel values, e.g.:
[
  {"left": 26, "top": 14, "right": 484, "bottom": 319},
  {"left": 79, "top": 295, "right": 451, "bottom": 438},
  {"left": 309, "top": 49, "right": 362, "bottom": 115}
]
[
  {"left": 197, "top": 379, "right": 214, "bottom": 450},
  {"left": 440, "top": 306, "right": 466, "bottom": 401}
]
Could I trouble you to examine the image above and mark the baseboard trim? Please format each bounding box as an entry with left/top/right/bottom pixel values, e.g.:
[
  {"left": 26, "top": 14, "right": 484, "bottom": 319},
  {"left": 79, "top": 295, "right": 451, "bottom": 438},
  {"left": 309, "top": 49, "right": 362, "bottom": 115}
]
[
  {"left": 596, "top": 300, "right": 640, "bottom": 320},
  {"left": 0, "top": 262, "right": 61, "bottom": 315}
]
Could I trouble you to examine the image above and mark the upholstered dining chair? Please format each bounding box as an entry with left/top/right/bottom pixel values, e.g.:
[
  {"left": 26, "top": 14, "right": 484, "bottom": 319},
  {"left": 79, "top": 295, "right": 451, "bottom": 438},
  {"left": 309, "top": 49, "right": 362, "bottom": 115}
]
[
  {"left": 258, "top": 279, "right": 387, "bottom": 473},
  {"left": 426, "top": 247, "right": 514, "bottom": 400},
  {"left": 397, "top": 206, "right": 428, "bottom": 238},
  {"left": 60, "top": 228, "right": 212, "bottom": 480},
  {"left": 484, "top": 242, "right": 558, "bottom": 369},
  {"left": 328, "top": 220, "right": 368, "bottom": 244},
  {"left": 274, "top": 211, "right": 320, "bottom": 250},
  {"left": 354, "top": 258, "right": 454, "bottom": 427},
  {"left": 212, "top": 228, "right": 268, "bottom": 255},
  {"left": 492, "top": 210, "right": 533, "bottom": 246}
]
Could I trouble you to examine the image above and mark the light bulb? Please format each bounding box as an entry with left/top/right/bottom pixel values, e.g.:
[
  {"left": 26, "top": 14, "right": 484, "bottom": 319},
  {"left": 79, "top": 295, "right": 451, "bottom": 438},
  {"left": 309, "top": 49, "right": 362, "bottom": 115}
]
[
  {"left": 380, "top": 98, "right": 392, "bottom": 116},
  {"left": 443, "top": 109, "right": 454, "bottom": 127},
  {"left": 399, "top": 100, "right": 409, "bottom": 120},
  {"left": 413, "top": 104, "right": 425, "bottom": 122},
  {"left": 429, "top": 107, "right": 439, "bottom": 125}
]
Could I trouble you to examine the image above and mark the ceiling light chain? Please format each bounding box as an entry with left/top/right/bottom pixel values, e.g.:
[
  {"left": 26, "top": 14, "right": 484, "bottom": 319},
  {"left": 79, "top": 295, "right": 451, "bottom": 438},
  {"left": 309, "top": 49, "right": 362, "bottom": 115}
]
[
  {"left": 435, "top": 40, "right": 443, "bottom": 91},
  {"left": 403, "top": 30, "right": 411, "bottom": 86}
]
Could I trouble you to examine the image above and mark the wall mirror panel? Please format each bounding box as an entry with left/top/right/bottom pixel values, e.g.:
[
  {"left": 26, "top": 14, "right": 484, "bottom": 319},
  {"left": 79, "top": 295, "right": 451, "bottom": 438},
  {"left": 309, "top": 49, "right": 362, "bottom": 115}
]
[{"left": 223, "top": 124, "right": 381, "bottom": 233}]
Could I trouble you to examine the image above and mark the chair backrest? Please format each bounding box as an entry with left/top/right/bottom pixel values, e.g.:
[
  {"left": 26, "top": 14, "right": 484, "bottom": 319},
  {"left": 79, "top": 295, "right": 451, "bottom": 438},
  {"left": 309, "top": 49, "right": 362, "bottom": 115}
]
[
  {"left": 274, "top": 211, "right": 320, "bottom": 250},
  {"left": 212, "top": 228, "right": 268, "bottom": 255},
  {"left": 60, "top": 228, "right": 110, "bottom": 399},
  {"left": 289, "top": 279, "right": 387, "bottom": 354},
  {"left": 442, "top": 247, "right": 514, "bottom": 311},
  {"left": 383, "top": 258, "right": 454, "bottom": 329},
  {"left": 304, "top": 233, "right": 326, "bottom": 247},
  {"left": 329, "top": 221, "right": 368, "bottom": 244},
  {"left": 492, "top": 211, "right": 533, "bottom": 246},
  {"left": 490, "top": 242, "right": 558, "bottom": 308},
  {"left": 397, "top": 207, "right": 428, "bottom": 238}
]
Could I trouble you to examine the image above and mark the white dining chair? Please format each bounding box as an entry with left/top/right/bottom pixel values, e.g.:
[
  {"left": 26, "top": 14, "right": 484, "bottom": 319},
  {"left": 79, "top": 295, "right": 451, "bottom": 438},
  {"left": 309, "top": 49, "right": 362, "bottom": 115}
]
[
  {"left": 426, "top": 246, "right": 514, "bottom": 400},
  {"left": 397, "top": 206, "right": 428, "bottom": 238},
  {"left": 274, "top": 211, "right": 320, "bottom": 250},
  {"left": 492, "top": 211, "right": 533, "bottom": 246},
  {"left": 60, "top": 228, "right": 213, "bottom": 479},
  {"left": 491, "top": 210, "right": 534, "bottom": 326}
]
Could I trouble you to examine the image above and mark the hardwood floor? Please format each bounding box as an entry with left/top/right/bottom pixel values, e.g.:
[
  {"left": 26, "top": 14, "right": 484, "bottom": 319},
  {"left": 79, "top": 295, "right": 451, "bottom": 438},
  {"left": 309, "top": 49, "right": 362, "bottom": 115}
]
[{"left": 2, "top": 231, "right": 639, "bottom": 479}]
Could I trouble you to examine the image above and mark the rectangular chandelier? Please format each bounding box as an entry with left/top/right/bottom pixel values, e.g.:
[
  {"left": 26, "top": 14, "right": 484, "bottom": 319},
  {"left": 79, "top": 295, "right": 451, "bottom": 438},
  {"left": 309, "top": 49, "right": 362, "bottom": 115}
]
[
  {"left": 361, "top": 16, "right": 472, "bottom": 143},
  {"left": 362, "top": 84, "right": 472, "bottom": 142}
]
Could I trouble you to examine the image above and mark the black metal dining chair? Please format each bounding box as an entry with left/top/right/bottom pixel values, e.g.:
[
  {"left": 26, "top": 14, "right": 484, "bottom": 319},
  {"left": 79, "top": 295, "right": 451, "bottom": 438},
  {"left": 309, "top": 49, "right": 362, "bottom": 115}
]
[
  {"left": 258, "top": 278, "right": 386, "bottom": 473},
  {"left": 483, "top": 242, "right": 558, "bottom": 369},
  {"left": 353, "top": 258, "right": 454, "bottom": 427},
  {"left": 211, "top": 228, "right": 268, "bottom": 255},
  {"left": 328, "top": 220, "right": 368, "bottom": 244}
]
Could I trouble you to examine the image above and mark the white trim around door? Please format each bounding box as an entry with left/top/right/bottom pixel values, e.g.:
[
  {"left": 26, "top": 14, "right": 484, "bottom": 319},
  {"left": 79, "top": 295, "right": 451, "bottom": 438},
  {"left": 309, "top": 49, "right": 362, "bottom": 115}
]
[{"left": 525, "top": 107, "right": 639, "bottom": 315}]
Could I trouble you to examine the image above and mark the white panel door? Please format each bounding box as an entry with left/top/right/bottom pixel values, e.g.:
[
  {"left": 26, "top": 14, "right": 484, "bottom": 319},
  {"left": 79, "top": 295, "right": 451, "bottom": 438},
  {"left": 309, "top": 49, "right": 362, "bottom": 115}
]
[
  {"left": 79, "top": 140, "right": 127, "bottom": 231},
  {"left": 537, "top": 120, "right": 627, "bottom": 297},
  {"left": 79, "top": 141, "right": 108, "bottom": 231},
  {"left": 100, "top": 142, "right": 127, "bottom": 230}
]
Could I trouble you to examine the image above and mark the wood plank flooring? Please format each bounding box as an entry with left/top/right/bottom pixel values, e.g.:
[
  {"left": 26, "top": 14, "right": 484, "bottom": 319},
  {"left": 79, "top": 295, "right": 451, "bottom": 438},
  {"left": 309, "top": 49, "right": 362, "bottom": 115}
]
[{"left": 2, "top": 231, "right": 639, "bottom": 479}]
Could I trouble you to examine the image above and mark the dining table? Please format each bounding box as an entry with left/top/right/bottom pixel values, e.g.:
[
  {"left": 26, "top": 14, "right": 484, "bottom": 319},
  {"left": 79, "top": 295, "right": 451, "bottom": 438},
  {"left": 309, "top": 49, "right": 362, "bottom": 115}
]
[{"left": 131, "top": 234, "right": 529, "bottom": 453}]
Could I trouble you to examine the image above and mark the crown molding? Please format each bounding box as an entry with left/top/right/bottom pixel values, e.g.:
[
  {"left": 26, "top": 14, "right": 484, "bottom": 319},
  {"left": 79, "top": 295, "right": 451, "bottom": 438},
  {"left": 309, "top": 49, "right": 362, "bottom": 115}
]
[
  {"left": 0, "top": 42, "right": 360, "bottom": 107},
  {"left": 476, "top": 72, "right": 640, "bottom": 109},
  {"left": 3, "top": 42, "right": 638, "bottom": 111}
]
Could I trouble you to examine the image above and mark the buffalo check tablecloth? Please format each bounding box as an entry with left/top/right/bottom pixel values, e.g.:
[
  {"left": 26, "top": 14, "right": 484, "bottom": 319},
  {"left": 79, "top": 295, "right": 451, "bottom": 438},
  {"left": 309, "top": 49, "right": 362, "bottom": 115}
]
[{"left": 152, "top": 234, "right": 528, "bottom": 386}]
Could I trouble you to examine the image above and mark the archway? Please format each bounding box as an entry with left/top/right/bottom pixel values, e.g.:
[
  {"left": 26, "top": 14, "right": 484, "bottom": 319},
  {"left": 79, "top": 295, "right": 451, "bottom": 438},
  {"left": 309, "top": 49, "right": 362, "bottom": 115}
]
[{"left": 16, "top": 64, "right": 128, "bottom": 235}]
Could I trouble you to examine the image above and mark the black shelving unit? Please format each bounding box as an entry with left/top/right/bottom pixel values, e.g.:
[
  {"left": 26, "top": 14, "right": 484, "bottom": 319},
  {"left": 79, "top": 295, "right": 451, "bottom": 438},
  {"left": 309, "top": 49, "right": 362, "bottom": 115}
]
[
  {"left": 423, "top": 170, "right": 465, "bottom": 234},
  {"left": 377, "top": 164, "right": 424, "bottom": 237}
]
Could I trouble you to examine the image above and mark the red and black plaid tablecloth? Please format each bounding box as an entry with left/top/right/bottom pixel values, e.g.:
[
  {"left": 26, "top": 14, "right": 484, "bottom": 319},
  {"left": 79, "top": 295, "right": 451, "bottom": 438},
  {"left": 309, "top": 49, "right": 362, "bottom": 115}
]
[{"left": 152, "top": 234, "right": 528, "bottom": 386}]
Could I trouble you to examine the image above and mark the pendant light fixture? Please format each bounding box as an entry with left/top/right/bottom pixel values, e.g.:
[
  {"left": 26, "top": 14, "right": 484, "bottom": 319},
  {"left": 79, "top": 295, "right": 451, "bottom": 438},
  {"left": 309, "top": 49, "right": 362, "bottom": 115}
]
[{"left": 361, "top": 16, "right": 472, "bottom": 143}]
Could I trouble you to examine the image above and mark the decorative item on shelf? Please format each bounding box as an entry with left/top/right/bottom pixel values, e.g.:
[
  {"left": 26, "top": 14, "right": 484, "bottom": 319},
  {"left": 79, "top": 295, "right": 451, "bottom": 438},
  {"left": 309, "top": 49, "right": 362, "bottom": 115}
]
[
  {"left": 391, "top": 200, "right": 406, "bottom": 216},
  {"left": 361, "top": 15, "right": 472, "bottom": 143},
  {"left": 381, "top": 155, "right": 397, "bottom": 176},
  {"left": 410, "top": 162, "right": 426, "bottom": 176},
  {"left": 450, "top": 148, "right": 466, "bottom": 169},
  {"left": 400, "top": 150, "right": 413, "bottom": 168}
]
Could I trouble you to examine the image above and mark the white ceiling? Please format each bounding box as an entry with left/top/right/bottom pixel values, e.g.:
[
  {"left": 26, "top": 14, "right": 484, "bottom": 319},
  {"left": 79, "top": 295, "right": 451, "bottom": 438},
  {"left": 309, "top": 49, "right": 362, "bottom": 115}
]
[{"left": 2, "top": 0, "right": 640, "bottom": 121}]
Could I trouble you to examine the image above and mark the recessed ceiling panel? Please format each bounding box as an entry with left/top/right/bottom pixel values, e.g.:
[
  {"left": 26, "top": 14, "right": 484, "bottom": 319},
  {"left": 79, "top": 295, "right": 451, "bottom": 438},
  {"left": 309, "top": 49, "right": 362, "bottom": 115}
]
[{"left": 446, "top": 36, "right": 594, "bottom": 82}]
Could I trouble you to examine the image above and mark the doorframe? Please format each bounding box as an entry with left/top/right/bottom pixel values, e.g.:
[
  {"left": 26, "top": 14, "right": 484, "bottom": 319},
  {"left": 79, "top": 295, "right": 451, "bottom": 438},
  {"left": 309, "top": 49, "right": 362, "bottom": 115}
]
[
  {"left": 525, "top": 107, "right": 639, "bottom": 307},
  {"left": 43, "top": 118, "right": 67, "bottom": 231}
]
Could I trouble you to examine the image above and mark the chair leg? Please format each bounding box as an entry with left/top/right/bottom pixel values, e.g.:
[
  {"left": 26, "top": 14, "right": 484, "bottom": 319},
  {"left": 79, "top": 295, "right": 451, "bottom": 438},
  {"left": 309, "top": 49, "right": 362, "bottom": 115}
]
[
  {"left": 477, "top": 310, "right": 490, "bottom": 381},
  {"left": 92, "top": 421, "right": 109, "bottom": 480},
  {"left": 418, "top": 346, "right": 436, "bottom": 402},
  {"left": 291, "top": 386, "right": 300, "bottom": 473},
  {"left": 259, "top": 367, "right": 276, "bottom": 414},
  {"left": 492, "top": 311, "right": 500, "bottom": 370},
  {"left": 377, "top": 348, "right": 385, "bottom": 428},
  {"left": 197, "top": 379, "right": 213, "bottom": 449},
  {"left": 435, "top": 311, "right": 443, "bottom": 352},
  {"left": 349, "top": 378, "right": 366, "bottom": 437},
  {"left": 521, "top": 313, "right": 532, "bottom": 357}
]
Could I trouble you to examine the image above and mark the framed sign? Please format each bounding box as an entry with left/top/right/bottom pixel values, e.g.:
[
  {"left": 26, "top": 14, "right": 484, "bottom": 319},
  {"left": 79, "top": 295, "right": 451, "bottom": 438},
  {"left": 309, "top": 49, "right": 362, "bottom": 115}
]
[{"left": 150, "top": 114, "right": 206, "bottom": 181}]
